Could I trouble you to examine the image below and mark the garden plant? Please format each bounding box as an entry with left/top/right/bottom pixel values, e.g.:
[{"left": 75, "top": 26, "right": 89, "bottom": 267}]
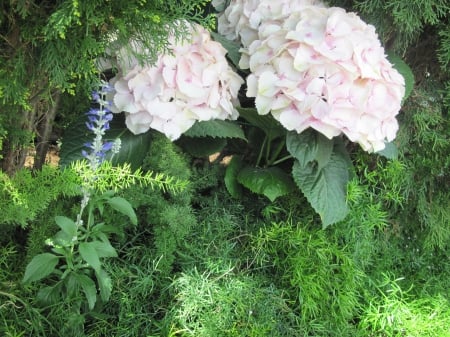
[{"left": 1, "top": 0, "right": 450, "bottom": 336}]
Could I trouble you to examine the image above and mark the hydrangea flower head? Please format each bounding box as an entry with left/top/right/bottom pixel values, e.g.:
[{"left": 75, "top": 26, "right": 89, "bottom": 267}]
[
  {"left": 108, "top": 22, "right": 244, "bottom": 140},
  {"left": 240, "top": 6, "right": 405, "bottom": 152}
]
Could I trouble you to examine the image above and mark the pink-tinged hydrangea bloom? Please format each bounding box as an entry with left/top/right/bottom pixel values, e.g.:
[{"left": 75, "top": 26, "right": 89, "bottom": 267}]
[
  {"left": 243, "top": 6, "right": 405, "bottom": 152},
  {"left": 107, "top": 22, "right": 244, "bottom": 140},
  {"left": 214, "top": 0, "right": 326, "bottom": 48}
]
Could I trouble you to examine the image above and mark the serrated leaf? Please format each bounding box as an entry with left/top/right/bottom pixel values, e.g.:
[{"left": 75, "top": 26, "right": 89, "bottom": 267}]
[
  {"left": 237, "top": 166, "right": 294, "bottom": 201},
  {"left": 376, "top": 141, "right": 398, "bottom": 160},
  {"left": 177, "top": 136, "right": 227, "bottom": 157},
  {"left": 211, "top": 31, "right": 242, "bottom": 68},
  {"left": 96, "top": 268, "right": 113, "bottom": 302},
  {"left": 183, "top": 120, "right": 246, "bottom": 140},
  {"left": 55, "top": 216, "right": 77, "bottom": 238},
  {"left": 79, "top": 242, "right": 101, "bottom": 272},
  {"left": 286, "top": 130, "right": 334, "bottom": 169},
  {"left": 387, "top": 52, "right": 415, "bottom": 102},
  {"left": 23, "top": 253, "right": 59, "bottom": 283},
  {"left": 237, "top": 107, "right": 286, "bottom": 141},
  {"left": 59, "top": 113, "right": 152, "bottom": 170},
  {"left": 74, "top": 273, "right": 97, "bottom": 310},
  {"left": 106, "top": 196, "right": 137, "bottom": 225},
  {"left": 292, "top": 144, "right": 350, "bottom": 228},
  {"left": 224, "top": 156, "right": 244, "bottom": 198}
]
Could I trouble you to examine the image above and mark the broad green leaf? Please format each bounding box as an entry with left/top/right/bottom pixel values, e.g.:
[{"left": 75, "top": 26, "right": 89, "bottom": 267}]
[
  {"left": 79, "top": 242, "right": 101, "bottom": 272},
  {"left": 36, "top": 284, "right": 63, "bottom": 306},
  {"left": 292, "top": 144, "right": 350, "bottom": 228},
  {"left": 183, "top": 120, "right": 246, "bottom": 140},
  {"left": 211, "top": 31, "right": 242, "bottom": 68},
  {"left": 96, "top": 268, "right": 113, "bottom": 302},
  {"left": 376, "top": 141, "right": 398, "bottom": 160},
  {"left": 90, "top": 239, "right": 118, "bottom": 258},
  {"left": 387, "top": 52, "right": 415, "bottom": 102},
  {"left": 224, "top": 156, "right": 244, "bottom": 198},
  {"left": 59, "top": 113, "right": 152, "bottom": 170},
  {"left": 286, "top": 130, "right": 334, "bottom": 169},
  {"left": 237, "top": 107, "right": 286, "bottom": 141},
  {"left": 177, "top": 136, "right": 227, "bottom": 157},
  {"left": 55, "top": 216, "right": 77, "bottom": 238},
  {"left": 237, "top": 166, "right": 295, "bottom": 201},
  {"left": 74, "top": 273, "right": 97, "bottom": 310},
  {"left": 23, "top": 253, "right": 59, "bottom": 283},
  {"left": 106, "top": 196, "right": 137, "bottom": 225}
]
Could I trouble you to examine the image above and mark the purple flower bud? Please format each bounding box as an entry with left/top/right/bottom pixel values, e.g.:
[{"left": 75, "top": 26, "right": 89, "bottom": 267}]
[
  {"left": 86, "top": 122, "right": 95, "bottom": 131},
  {"left": 102, "top": 141, "right": 114, "bottom": 152},
  {"left": 87, "top": 108, "right": 101, "bottom": 116},
  {"left": 92, "top": 91, "right": 100, "bottom": 102}
]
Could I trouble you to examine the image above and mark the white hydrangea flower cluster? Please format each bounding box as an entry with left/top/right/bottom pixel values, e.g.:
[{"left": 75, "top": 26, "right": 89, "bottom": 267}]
[
  {"left": 215, "top": 2, "right": 405, "bottom": 152},
  {"left": 108, "top": 22, "right": 244, "bottom": 140}
]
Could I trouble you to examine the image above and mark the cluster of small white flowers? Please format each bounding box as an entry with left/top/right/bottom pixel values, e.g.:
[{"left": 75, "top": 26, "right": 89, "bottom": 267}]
[
  {"left": 107, "top": 22, "right": 244, "bottom": 140},
  {"left": 215, "top": 2, "right": 405, "bottom": 152}
]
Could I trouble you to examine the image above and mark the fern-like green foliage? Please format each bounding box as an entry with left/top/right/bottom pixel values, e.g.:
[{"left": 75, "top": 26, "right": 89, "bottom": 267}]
[
  {"left": 70, "top": 160, "right": 188, "bottom": 194},
  {"left": 0, "top": 165, "right": 80, "bottom": 228},
  {"left": 253, "top": 220, "right": 364, "bottom": 334},
  {"left": 395, "top": 84, "right": 450, "bottom": 250},
  {"left": 0, "top": 0, "right": 214, "bottom": 171},
  {"left": 115, "top": 132, "right": 196, "bottom": 276},
  {"left": 351, "top": 0, "right": 450, "bottom": 51}
]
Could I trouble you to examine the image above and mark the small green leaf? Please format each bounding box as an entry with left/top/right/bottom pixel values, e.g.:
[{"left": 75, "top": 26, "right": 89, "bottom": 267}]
[
  {"left": 184, "top": 120, "right": 246, "bottom": 140},
  {"left": 376, "top": 142, "right": 398, "bottom": 160},
  {"left": 106, "top": 196, "right": 137, "bottom": 225},
  {"left": 79, "top": 242, "right": 101, "bottom": 272},
  {"left": 55, "top": 216, "right": 77, "bottom": 237},
  {"left": 23, "top": 253, "right": 59, "bottom": 283},
  {"left": 292, "top": 143, "right": 350, "bottom": 227},
  {"left": 211, "top": 31, "right": 242, "bottom": 68},
  {"left": 74, "top": 273, "right": 97, "bottom": 310},
  {"left": 224, "top": 156, "right": 244, "bottom": 198},
  {"left": 96, "top": 268, "right": 113, "bottom": 302},
  {"left": 237, "top": 166, "right": 295, "bottom": 201},
  {"left": 387, "top": 52, "right": 415, "bottom": 102},
  {"left": 90, "top": 239, "right": 118, "bottom": 258},
  {"left": 237, "top": 107, "right": 286, "bottom": 141}
]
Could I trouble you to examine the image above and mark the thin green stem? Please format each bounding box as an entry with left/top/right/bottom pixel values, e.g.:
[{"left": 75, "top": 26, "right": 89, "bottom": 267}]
[
  {"left": 256, "top": 137, "right": 267, "bottom": 167},
  {"left": 271, "top": 155, "right": 293, "bottom": 166},
  {"left": 267, "top": 139, "right": 287, "bottom": 166}
]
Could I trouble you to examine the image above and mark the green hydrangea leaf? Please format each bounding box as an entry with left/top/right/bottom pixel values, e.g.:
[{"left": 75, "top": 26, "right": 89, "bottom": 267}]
[
  {"left": 376, "top": 141, "right": 399, "bottom": 160},
  {"left": 292, "top": 143, "right": 350, "bottom": 228},
  {"left": 224, "top": 155, "right": 244, "bottom": 198},
  {"left": 59, "top": 113, "right": 152, "bottom": 170},
  {"left": 211, "top": 31, "right": 242, "bottom": 68},
  {"left": 286, "top": 130, "right": 334, "bottom": 170},
  {"left": 387, "top": 52, "right": 415, "bottom": 102},
  {"left": 237, "top": 107, "right": 286, "bottom": 141},
  {"left": 237, "top": 166, "right": 295, "bottom": 201},
  {"left": 183, "top": 120, "right": 246, "bottom": 140},
  {"left": 177, "top": 136, "right": 227, "bottom": 157}
]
